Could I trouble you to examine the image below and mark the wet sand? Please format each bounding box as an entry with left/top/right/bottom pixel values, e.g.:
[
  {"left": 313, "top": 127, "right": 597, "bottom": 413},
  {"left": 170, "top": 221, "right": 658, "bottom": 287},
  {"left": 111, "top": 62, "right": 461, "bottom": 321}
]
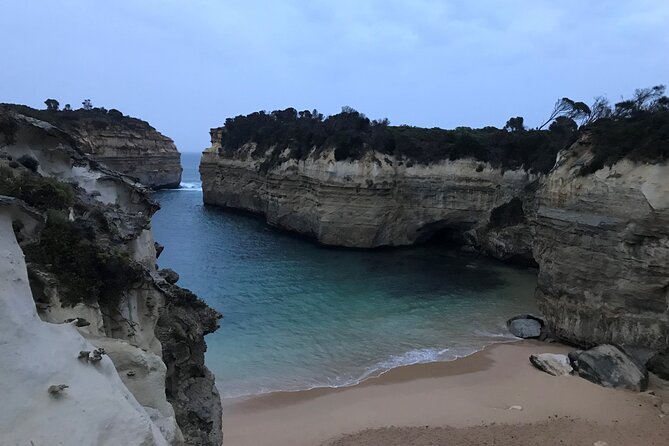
[{"left": 222, "top": 341, "right": 669, "bottom": 446}]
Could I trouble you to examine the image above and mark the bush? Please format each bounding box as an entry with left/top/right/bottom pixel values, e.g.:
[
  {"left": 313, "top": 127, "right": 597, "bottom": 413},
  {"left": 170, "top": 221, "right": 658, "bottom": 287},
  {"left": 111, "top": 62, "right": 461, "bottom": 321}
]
[
  {"left": 216, "top": 108, "right": 569, "bottom": 173},
  {"left": 23, "top": 210, "right": 142, "bottom": 308},
  {"left": 18, "top": 155, "right": 39, "bottom": 172},
  {"left": 0, "top": 171, "right": 74, "bottom": 210}
]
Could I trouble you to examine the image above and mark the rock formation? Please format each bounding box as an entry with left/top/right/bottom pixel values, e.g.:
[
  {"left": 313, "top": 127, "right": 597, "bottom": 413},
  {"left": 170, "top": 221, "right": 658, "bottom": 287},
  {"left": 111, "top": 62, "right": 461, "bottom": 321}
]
[
  {"left": 533, "top": 138, "right": 669, "bottom": 350},
  {"left": 1, "top": 104, "right": 182, "bottom": 189},
  {"left": 200, "top": 145, "right": 539, "bottom": 257},
  {"left": 0, "top": 108, "right": 222, "bottom": 445},
  {"left": 200, "top": 107, "right": 669, "bottom": 354}
]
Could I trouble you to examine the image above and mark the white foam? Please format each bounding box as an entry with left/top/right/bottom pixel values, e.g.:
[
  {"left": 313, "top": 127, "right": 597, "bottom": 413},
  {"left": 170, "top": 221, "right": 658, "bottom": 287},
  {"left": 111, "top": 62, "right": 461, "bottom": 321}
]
[{"left": 176, "top": 182, "right": 202, "bottom": 191}]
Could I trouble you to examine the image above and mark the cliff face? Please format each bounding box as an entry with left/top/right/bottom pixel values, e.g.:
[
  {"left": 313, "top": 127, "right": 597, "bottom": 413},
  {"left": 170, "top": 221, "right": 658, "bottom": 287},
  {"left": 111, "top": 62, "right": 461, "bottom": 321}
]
[
  {"left": 1, "top": 104, "right": 182, "bottom": 189},
  {"left": 201, "top": 120, "right": 669, "bottom": 352},
  {"left": 533, "top": 141, "right": 669, "bottom": 349},
  {"left": 201, "top": 138, "right": 539, "bottom": 258},
  {"left": 0, "top": 109, "right": 222, "bottom": 445}
]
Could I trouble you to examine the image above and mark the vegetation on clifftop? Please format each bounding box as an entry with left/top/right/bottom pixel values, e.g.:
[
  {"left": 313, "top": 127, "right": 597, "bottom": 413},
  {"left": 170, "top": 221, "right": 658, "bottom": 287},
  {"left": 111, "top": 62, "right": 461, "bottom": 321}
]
[{"left": 214, "top": 86, "right": 669, "bottom": 174}]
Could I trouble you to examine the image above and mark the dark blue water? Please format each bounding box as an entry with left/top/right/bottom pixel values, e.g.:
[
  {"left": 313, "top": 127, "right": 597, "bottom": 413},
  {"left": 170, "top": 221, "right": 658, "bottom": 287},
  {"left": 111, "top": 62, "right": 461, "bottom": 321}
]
[{"left": 152, "top": 152, "right": 537, "bottom": 399}]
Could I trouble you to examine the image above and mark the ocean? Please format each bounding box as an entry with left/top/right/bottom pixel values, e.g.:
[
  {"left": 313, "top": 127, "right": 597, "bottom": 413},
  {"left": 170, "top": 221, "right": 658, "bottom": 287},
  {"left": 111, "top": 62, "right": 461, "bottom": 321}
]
[{"left": 152, "top": 152, "right": 538, "bottom": 400}]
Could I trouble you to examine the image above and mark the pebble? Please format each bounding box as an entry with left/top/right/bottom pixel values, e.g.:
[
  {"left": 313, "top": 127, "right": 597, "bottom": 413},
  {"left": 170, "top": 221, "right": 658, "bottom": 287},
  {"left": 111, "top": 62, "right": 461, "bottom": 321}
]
[
  {"left": 508, "top": 405, "right": 523, "bottom": 411},
  {"left": 661, "top": 403, "right": 669, "bottom": 414}
]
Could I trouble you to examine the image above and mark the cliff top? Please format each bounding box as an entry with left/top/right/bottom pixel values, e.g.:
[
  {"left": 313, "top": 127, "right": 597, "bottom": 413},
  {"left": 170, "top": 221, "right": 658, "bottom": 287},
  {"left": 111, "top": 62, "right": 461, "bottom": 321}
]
[
  {"left": 210, "top": 86, "right": 669, "bottom": 174},
  {"left": 0, "top": 103, "right": 173, "bottom": 142}
]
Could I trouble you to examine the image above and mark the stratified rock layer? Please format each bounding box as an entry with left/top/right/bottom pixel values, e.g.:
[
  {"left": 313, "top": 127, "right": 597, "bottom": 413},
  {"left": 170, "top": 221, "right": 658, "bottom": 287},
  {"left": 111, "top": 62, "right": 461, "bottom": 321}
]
[
  {"left": 533, "top": 141, "right": 669, "bottom": 350},
  {"left": 201, "top": 128, "right": 669, "bottom": 352},
  {"left": 201, "top": 140, "right": 538, "bottom": 257},
  {"left": 1, "top": 108, "right": 221, "bottom": 445},
  {"left": 1, "top": 104, "right": 182, "bottom": 189}
]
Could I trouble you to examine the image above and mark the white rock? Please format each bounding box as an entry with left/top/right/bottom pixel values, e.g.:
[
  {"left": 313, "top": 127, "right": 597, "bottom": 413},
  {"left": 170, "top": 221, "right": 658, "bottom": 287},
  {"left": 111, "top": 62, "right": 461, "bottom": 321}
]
[
  {"left": 530, "top": 353, "right": 573, "bottom": 376},
  {"left": 0, "top": 206, "right": 168, "bottom": 446},
  {"left": 508, "top": 405, "right": 523, "bottom": 411}
]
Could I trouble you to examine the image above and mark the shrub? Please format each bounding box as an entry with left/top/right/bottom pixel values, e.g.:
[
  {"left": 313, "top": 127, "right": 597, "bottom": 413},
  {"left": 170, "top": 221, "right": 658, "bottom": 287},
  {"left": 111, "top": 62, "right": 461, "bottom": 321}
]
[
  {"left": 24, "top": 210, "right": 142, "bottom": 308},
  {"left": 18, "top": 154, "right": 39, "bottom": 172},
  {"left": 0, "top": 172, "right": 74, "bottom": 210}
]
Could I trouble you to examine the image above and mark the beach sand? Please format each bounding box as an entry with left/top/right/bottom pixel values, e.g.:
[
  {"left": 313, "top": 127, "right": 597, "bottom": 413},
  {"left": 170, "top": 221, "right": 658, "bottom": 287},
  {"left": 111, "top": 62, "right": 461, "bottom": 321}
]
[{"left": 222, "top": 341, "right": 669, "bottom": 446}]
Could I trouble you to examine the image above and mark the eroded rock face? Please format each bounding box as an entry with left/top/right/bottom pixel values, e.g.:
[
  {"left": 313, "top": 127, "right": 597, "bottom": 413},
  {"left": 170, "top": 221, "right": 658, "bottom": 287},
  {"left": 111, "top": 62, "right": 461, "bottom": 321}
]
[
  {"left": 202, "top": 126, "right": 668, "bottom": 353},
  {"left": 1, "top": 104, "right": 182, "bottom": 189},
  {"left": 533, "top": 142, "right": 669, "bottom": 350},
  {"left": 200, "top": 140, "right": 539, "bottom": 253},
  {"left": 0, "top": 109, "right": 222, "bottom": 445}
]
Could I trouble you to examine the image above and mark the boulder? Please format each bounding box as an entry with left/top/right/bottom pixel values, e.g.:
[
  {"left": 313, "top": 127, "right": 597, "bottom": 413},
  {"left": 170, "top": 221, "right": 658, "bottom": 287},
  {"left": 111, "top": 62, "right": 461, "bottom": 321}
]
[
  {"left": 507, "top": 314, "right": 545, "bottom": 339},
  {"left": 159, "top": 268, "right": 179, "bottom": 284},
  {"left": 529, "top": 353, "right": 573, "bottom": 376},
  {"left": 647, "top": 351, "right": 669, "bottom": 380},
  {"left": 569, "top": 345, "right": 649, "bottom": 391}
]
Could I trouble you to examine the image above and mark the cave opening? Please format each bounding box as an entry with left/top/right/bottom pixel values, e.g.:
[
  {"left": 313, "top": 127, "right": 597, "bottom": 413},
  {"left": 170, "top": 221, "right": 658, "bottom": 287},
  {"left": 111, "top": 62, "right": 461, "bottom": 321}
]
[{"left": 415, "top": 221, "right": 474, "bottom": 247}]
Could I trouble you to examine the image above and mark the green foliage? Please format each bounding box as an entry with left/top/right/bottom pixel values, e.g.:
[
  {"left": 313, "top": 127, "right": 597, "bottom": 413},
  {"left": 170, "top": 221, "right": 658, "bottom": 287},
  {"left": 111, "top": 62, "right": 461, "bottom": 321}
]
[
  {"left": 44, "top": 99, "right": 60, "bottom": 111},
  {"left": 24, "top": 210, "right": 141, "bottom": 307},
  {"left": 504, "top": 117, "right": 525, "bottom": 132},
  {"left": 0, "top": 170, "right": 75, "bottom": 210},
  {"left": 219, "top": 108, "right": 571, "bottom": 173},
  {"left": 581, "top": 110, "right": 669, "bottom": 175},
  {"left": 17, "top": 154, "right": 39, "bottom": 172},
  {"left": 0, "top": 116, "right": 18, "bottom": 145}
]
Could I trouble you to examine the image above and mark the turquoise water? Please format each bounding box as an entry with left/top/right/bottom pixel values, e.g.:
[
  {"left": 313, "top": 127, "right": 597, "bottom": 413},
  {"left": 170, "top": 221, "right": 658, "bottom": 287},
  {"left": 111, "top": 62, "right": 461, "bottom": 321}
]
[{"left": 152, "top": 153, "right": 538, "bottom": 399}]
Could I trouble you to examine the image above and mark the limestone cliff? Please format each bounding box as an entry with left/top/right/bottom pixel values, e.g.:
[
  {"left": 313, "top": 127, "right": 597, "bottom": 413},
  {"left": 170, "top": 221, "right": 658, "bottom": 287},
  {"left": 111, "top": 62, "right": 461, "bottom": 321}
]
[
  {"left": 0, "top": 108, "right": 222, "bottom": 445},
  {"left": 1, "top": 104, "right": 182, "bottom": 189},
  {"left": 200, "top": 108, "right": 669, "bottom": 353},
  {"left": 201, "top": 144, "right": 539, "bottom": 258},
  {"left": 533, "top": 139, "right": 669, "bottom": 350}
]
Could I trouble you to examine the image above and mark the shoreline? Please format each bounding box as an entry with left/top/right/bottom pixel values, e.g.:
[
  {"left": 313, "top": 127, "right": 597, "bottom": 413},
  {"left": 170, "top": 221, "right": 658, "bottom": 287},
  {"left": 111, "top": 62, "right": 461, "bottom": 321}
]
[
  {"left": 219, "top": 337, "right": 520, "bottom": 404},
  {"left": 222, "top": 340, "right": 669, "bottom": 446}
]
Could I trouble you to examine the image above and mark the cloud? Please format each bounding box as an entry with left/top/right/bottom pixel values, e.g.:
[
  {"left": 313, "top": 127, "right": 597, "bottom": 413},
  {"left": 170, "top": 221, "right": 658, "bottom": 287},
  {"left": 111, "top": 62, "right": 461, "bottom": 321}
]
[{"left": 1, "top": 1, "right": 667, "bottom": 151}]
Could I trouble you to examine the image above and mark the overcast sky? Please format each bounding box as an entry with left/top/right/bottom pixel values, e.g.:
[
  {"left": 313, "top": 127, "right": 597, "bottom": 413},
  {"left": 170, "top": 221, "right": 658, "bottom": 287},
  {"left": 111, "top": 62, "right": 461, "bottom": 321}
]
[{"left": 1, "top": 1, "right": 667, "bottom": 152}]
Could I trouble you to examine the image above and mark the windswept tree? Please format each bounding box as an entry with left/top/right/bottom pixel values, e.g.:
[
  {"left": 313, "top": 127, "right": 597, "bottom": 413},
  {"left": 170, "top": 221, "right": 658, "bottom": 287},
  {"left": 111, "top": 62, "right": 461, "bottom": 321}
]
[
  {"left": 613, "top": 85, "right": 667, "bottom": 118},
  {"left": 81, "top": 99, "right": 93, "bottom": 110},
  {"left": 538, "top": 98, "right": 591, "bottom": 129},
  {"left": 582, "top": 96, "right": 612, "bottom": 126},
  {"left": 504, "top": 116, "right": 525, "bottom": 132},
  {"left": 44, "top": 99, "right": 60, "bottom": 111}
]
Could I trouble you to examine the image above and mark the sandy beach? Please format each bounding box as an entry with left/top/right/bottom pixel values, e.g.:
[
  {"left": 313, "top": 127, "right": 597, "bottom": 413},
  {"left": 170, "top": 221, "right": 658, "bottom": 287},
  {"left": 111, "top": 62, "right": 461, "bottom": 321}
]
[{"left": 222, "top": 341, "right": 669, "bottom": 446}]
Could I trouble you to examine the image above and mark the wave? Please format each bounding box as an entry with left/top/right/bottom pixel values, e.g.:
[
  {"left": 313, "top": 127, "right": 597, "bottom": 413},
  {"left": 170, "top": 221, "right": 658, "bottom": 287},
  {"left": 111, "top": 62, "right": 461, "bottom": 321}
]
[
  {"left": 220, "top": 338, "right": 519, "bottom": 400},
  {"left": 175, "top": 182, "right": 202, "bottom": 191}
]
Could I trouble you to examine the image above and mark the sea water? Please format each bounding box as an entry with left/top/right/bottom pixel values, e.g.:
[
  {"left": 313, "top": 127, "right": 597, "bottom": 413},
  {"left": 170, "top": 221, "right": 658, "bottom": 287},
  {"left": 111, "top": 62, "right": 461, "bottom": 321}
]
[{"left": 152, "top": 152, "right": 537, "bottom": 399}]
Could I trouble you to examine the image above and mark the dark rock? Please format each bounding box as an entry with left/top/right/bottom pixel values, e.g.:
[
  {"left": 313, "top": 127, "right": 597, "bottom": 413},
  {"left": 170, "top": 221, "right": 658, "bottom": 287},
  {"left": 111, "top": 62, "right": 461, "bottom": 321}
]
[
  {"left": 154, "top": 242, "right": 164, "bottom": 258},
  {"left": 570, "top": 345, "right": 649, "bottom": 391},
  {"left": 647, "top": 351, "right": 669, "bottom": 380},
  {"left": 159, "top": 268, "right": 179, "bottom": 284},
  {"left": 529, "top": 353, "right": 573, "bottom": 376},
  {"left": 507, "top": 314, "right": 545, "bottom": 339}
]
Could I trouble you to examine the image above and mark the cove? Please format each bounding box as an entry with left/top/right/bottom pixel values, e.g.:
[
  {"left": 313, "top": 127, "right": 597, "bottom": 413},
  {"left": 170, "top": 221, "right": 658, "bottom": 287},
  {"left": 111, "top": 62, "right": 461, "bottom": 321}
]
[{"left": 152, "top": 153, "right": 537, "bottom": 399}]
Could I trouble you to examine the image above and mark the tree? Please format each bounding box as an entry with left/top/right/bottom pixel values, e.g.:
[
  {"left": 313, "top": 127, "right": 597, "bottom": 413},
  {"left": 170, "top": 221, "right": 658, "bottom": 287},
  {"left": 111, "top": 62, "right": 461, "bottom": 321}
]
[
  {"left": 538, "top": 97, "right": 591, "bottom": 129},
  {"left": 613, "top": 85, "right": 667, "bottom": 118},
  {"left": 81, "top": 99, "right": 93, "bottom": 110},
  {"left": 582, "top": 96, "right": 612, "bottom": 126},
  {"left": 44, "top": 99, "right": 59, "bottom": 111},
  {"left": 504, "top": 116, "right": 525, "bottom": 132},
  {"left": 63, "top": 104, "right": 72, "bottom": 111},
  {"left": 549, "top": 116, "right": 577, "bottom": 135}
]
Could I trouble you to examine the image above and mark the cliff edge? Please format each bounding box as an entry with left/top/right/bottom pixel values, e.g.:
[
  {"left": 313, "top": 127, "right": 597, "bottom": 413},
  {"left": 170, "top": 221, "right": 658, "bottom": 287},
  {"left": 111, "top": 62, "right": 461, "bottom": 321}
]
[
  {"left": 2, "top": 104, "right": 183, "bottom": 189},
  {"left": 0, "top": 108, "right": 222, "bottom": 445},
  {"left": 200, "top": 103, "right": 669, "bottom": 354}
]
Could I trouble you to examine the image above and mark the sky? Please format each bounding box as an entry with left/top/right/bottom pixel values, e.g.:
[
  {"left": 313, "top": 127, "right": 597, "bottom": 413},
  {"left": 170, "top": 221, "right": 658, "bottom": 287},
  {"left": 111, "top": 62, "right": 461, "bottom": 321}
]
[{"left": 1, "top": 1, "right": 667, "bottom": 152}]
